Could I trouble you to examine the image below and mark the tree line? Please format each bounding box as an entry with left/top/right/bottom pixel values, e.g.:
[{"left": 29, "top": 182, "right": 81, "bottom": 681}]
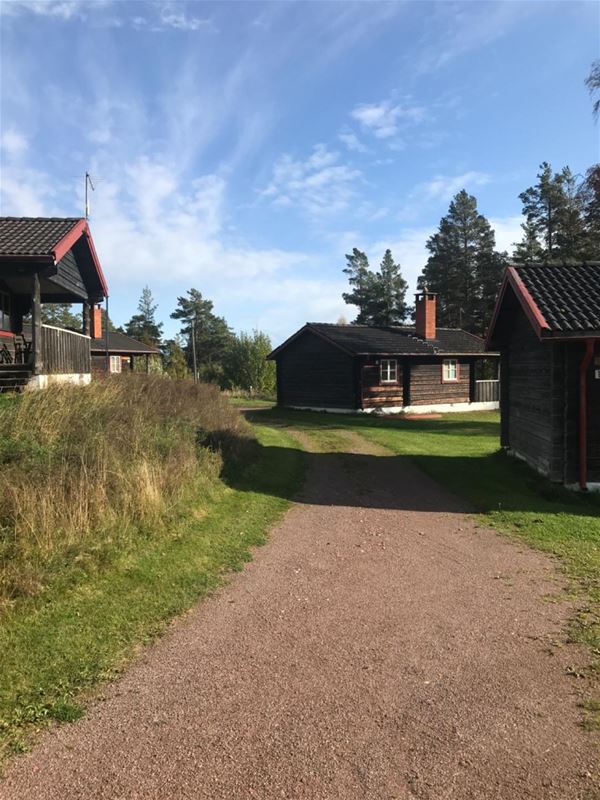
[
  {"left": 41, "top": 288, "right": 275, "bottom": 395},
  {"left": 342, "top": 161, "right": 600, "bottom": 336}
]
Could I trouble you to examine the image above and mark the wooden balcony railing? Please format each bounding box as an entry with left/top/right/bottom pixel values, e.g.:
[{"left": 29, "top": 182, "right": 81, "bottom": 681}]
[{"left": 41, "top": 325, "right": 91, "bottom": 375}]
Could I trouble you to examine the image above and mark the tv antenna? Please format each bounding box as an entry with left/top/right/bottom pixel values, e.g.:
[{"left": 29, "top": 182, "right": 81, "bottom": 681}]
[{"left": 84, "top": 171, "right": 95, "bottom": 219}]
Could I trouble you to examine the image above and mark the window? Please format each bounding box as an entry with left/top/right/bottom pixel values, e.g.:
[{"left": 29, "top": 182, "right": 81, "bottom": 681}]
[
  {"left": 109, "top": 355, "right": 122, "bottom": 374},
  {"left": 442, "top": 359, "right": 458, "bottom": 382},
  {"left": 380, "top": 359, "right": 398, "bottom": 383},
  {"left": 0, "top": 292, "right": 10, "bottom": 331}
]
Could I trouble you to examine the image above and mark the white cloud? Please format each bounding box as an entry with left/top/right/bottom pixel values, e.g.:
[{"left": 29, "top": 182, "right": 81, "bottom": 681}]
[
  {"left": 1, "top": 1, "right": 85, "bottom": 19},
  {"left": 419, "top": 171, "right": 491, "bottom": 203},
  {"left": 351, "top": 99, "right": 426, "bottom": 140},
  {"left": 158, "top": 4, "right": 215, "bottom": 32},
  {"left": 489, "top": 215, "right": 523, "bottom": 256},
  {"left": 261, "top": 144, "right": 361, "bottom": 216},
  {"left": 0, "top": 127, "right": 28, "bottom": 156},
  {"left": 338, "top": 129, "right": 368, "bottom": 153}
]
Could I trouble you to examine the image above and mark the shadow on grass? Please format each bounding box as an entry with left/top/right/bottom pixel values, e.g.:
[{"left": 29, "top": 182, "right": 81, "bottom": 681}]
[{"left": 232, "top": 409, "right": 600, "bottom": 520}]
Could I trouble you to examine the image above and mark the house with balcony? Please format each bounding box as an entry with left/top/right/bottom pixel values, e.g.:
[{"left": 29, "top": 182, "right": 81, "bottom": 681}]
[{"left": 0, "top": 217, "right": 108, "bottom": 391}]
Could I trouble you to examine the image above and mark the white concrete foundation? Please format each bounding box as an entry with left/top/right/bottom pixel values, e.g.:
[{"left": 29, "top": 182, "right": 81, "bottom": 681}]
[
  {"left": 287, "top": 401, "right": 499, "bottom": 415},
  {"left": 26, "top": 373, "right": 92, "bottom": 391}
]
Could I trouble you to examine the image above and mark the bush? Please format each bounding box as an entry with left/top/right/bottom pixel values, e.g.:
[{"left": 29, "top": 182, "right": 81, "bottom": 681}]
[{"left": 0, "top": 375, "right": 253, "bottom": 608}]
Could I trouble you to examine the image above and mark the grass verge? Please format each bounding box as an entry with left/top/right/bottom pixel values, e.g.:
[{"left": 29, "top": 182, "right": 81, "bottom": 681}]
[
  {"left": 258, "top": 408, "right": 600, "bottom": 725},
  {"left": 0, "top": 398, "right": 304, "bottom": 762}
]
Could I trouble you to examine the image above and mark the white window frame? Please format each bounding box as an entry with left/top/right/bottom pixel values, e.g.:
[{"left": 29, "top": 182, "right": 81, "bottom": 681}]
[
  {"left": 380, "top": 359, "right": 398, "bottom": 384},
  {"left": 442, "top": 358, "right": 458, "bottom": 382},
  {"left": 109, "top": 355, "right": 122, "bottom": 374}
]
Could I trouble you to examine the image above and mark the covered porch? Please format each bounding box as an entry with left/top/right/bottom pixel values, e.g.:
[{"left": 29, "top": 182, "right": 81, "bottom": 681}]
[{"left": 0, "top": 217, "right": 108, "bottom": 391}]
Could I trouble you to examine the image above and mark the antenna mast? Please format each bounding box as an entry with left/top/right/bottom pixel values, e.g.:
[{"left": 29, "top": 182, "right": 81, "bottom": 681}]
[{"left": 84, "top": 171, "right": 95, "bottom": 219}]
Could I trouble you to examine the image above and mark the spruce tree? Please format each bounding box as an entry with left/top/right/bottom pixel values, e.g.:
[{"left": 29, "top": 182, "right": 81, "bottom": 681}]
[
  {"left": 370, "top": 249, "right": 409, "bottom": 326},
  {"left": 419, "top": 190, "right": 506, "bottom": 335},
  {"left": 41, "top": 303, "right": 82, "bottom": 330},
  {"left": 342, "top": 249, "right": 375, "bottom": 324},
  {"left": 579, "top": 164, "right": 600, "bottom": 257},
  {"left": 125, "top": 286, "right": 163, "bottom": 345}
]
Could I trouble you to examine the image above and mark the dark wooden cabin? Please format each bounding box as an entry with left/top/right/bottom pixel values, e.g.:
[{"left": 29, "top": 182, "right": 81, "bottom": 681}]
[
  {"left": 88, "top": 307, "right": 161, "bottom": 375},
  {"left": 487, "top": 263, "right": 600, "bottom": 490},
  {"left": 0, "top": 217, "right": 108, "bottom": 390},
  {"left": 269, "top": 292, "right": 499, "bottom": 415}
]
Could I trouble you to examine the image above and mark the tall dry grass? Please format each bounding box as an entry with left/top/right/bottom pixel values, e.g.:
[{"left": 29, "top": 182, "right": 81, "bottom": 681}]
[{"left": 0, "top": 376, "right": 252, "bottom": 607}]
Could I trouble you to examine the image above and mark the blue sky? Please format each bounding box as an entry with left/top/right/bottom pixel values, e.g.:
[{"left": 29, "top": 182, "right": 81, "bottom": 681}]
[{"left": 1, "top": 0, "right": 598, "bottom": 343}]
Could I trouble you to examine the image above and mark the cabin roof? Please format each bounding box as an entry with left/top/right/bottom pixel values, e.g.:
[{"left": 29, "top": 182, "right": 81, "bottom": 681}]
[
  {"left": 269, "top": 322, "right": 489, "bottom": 359},
  {"left": 0, "top": 216, "right": 109, "bottom": 298},
  {"left": 0, "top": 217, "right": 82, "bottom": 256},
  {"left": 486, "top": 262, "right": 600, "bottom": 346},
  {"left": 90, "top": 331, "right": 160, "bottom": 355}
]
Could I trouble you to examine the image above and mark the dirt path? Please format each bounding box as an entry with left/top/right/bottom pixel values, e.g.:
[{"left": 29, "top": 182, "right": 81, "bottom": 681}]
[{"left": 2, "top": 428, "right": 598, "bottom": 799}]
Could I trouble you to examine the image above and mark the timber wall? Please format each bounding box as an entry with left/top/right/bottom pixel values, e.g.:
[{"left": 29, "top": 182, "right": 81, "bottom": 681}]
[{"left": 276, "top": 331, "right": 356, "bottom": 409}]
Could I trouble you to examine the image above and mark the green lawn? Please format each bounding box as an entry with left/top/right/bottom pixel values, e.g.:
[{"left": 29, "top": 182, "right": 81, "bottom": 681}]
[
  {"left": 227, "top": 395, "right": 275, "bottom": 408},
  {"left": 0, "top": 423, "right": 304, "bottom": 760},
  {"left": 253, "top": 408, "right": 600, "bottom": 723}
]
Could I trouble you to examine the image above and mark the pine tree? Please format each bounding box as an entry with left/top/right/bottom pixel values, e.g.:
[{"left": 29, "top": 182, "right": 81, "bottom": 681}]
[
  {"left": 125, "top": 286, "right": 163, "bottom": 346},
  {"left": 170, "top": 289, "right": 234, "bottom": 383},
  {"left": 342, "top": 249, "right": 375, "bottom": 324},
  {"left": 41, "top": 303, "right": 82, "bottom": 330},
  {"left": 585, "top": 60, "right": 600, "bottom": 118},
  {"left": 419, "top": 190, "right": 506, "bottom": 335},
  {"left": 369, "top": 249, "right": 408, "bottom": 326},
  {"left": 512, "top": 221, "right": 544, "bottom": 263},
  {"left": 518, "top": 163, "right": 586, "bottom": 260},
  {"left": 579, "top": 164, "right": 600, "bottom": 257}
]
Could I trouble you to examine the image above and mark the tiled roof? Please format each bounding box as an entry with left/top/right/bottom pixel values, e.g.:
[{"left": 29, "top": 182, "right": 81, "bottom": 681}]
[
  {"left": 0, "top": 217, "right": 82, "bottom": 257},
  {"left": 304, "top": 323, "right": 487, "bottom": 355},
  {"left": 91, "top": 332, "right": 160, "bottom": 355},
  {"left": 514, "top": 263, "right": 600, "bottom": 333}
]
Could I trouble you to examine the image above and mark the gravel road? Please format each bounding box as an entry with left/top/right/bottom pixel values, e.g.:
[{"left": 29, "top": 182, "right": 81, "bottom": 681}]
[{"left": 1, "top": 427, "right": 598, "bottom": 799}]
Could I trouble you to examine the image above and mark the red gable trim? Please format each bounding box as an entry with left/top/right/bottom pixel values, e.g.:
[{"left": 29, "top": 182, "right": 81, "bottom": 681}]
[
  {"left": 486, "top": 266, "right": 550, "bottom": 348},
  {"left": 52, "top": 219, "right": 109, "bottom": 298},
  {"left": 507, "top": 266, "right": 550, "bottom": 338}
]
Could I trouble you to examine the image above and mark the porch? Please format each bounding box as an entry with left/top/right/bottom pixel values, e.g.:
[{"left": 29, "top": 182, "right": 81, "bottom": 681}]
[{"left": 0, "top": 324, "right": 92, "bottom": 391}]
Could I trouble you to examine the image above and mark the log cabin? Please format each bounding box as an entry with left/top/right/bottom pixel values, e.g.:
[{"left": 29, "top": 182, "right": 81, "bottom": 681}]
[
  {"left": 0, "top": 217, "right": 108, "bottom": 391},
  {"left": 88, "top": 306, "right": 161, "bottom": 375},
  {"left": 268, "top": 291, "right": 499, "bottom": 415},
  {"left": 486, "top": 263, "right": 600, "bottom": 490}
]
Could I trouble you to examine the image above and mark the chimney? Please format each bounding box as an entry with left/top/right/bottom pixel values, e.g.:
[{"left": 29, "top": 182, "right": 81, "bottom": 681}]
[
  {"left": 415, "top": 290, "right": 437, "bottom": 339},
  {"left": 90, "top": 304, "right": 103, "bottom": 340}
]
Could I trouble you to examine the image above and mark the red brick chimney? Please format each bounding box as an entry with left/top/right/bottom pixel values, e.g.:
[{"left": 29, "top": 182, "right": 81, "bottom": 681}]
[
  {"left": 90, "top": 304, "right": 103, "bottom": 340},
  {"left": 415, "top": 291, "right": 437, "bottom": 339}
]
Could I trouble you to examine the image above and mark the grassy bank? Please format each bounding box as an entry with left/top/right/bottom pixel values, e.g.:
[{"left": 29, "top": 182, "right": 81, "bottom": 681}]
[
  {"left": 0, "top": 381, "right": 304, "bottom": 759},
  {"left": 258, "top": 408, "right": 600, "bottom": 722}
]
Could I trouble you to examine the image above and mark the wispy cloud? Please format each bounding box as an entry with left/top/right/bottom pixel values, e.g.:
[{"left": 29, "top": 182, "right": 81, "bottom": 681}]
[
  {"left": 419, "top": 171, "right": 491, "bottom": 202},
  {"left": 1, "top": 1, "right": 87, "bottom": 20},
  {"left": 0, "top": 127, "right": 28, "bottom": 156},
  {"left": 261, "top": 144, "right": 362, "bottom": 216},
  {"left": 351, "top": 98, "right": 426, "bottom": 140},
  {"left": 338, "top": 128, "right": 369, "bottom": 154}
]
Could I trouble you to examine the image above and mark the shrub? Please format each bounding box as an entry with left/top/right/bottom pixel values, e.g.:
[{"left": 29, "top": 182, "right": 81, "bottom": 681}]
[{"left": 0, "top": 375, "right": 252, "bottom": 608}]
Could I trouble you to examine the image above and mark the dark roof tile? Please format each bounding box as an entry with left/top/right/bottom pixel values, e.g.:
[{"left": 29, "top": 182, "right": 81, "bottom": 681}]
[
  {"left": 301, "top": 323, "right": 486, "bottom": 356},
  {"left": 515, "top": 263, "right": 600, "bottom": 333},
  {"left": 0, "top": 217, "right": 82, "bottom": 257},
  {"left": 91, "top": 332, "right": 160, "bottom": 355}
]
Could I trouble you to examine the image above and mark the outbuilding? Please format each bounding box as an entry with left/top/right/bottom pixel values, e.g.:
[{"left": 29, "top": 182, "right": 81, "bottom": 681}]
[
  {"left": 486, "top": 263, "right": 600, "bottom": 489},
  {"left": 268, "top": 291, "right": 499, "bottom": 415}
]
